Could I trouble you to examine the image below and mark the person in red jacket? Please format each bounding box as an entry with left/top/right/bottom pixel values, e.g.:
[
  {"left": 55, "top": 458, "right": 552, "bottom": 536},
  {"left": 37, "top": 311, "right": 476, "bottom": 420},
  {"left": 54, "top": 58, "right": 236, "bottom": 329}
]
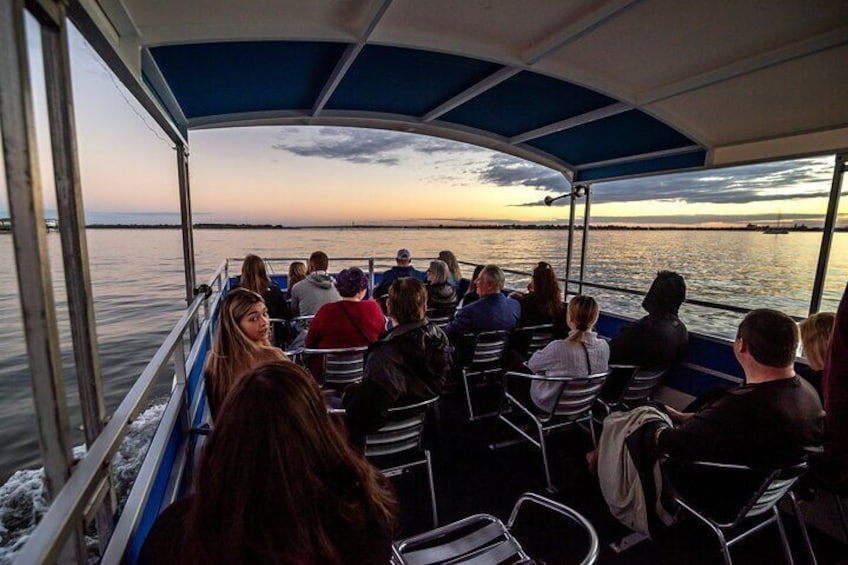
[{"left": 305, "top": 267, "right": 387, "bottom": 380}]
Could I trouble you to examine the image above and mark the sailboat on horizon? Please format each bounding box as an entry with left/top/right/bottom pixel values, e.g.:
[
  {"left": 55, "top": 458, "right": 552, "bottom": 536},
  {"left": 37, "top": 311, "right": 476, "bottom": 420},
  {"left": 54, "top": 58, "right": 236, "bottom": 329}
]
[{"left": 763, "top": 211, "right": 789, "bottom": 234}]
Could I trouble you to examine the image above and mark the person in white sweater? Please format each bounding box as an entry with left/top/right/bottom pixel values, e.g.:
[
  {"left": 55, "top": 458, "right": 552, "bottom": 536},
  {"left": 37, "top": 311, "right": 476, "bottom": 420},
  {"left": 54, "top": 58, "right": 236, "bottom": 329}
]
[{"left": 527, "top": 295, "right": 609, "bottom": 412}]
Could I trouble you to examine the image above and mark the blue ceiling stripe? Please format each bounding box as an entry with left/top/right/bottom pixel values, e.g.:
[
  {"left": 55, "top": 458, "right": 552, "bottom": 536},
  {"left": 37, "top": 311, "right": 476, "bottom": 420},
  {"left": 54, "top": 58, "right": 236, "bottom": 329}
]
[
  {"left": 528, "top": 110, "right": 697, "bottom": 165},
  {"left": 150, "top": 42, "right": 346, "bottom": 118},
  {"left": 574, "top": 150, "right": 706, "bottom": 182},
  {"left": 443, "top": 70, "right": 617, "bottom": 138},
  {"left": 325, "top": 45, "right": 502, "bottom": 116}
]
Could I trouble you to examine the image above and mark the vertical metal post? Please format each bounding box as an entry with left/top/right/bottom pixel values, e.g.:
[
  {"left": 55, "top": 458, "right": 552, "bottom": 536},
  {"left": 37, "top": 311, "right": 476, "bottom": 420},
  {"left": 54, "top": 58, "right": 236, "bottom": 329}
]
[
  {"left": 177, "top": 142, "right": 197, "bottom": 341},
  {"left": 0, "top": 0, "right": 84, "bottom": 561},
  {"left": 578, "top": 185, "right": 592, "bottom": 295},
  {"left": 40, "top": 3, "right": 115, "bottom": 548},
  {"left": 809, "top": 152, "right": 846, "bottom": 314},
  {"left": 564, "top": 191, "right": 577, "bottom": 297},
  {"left": 368, "top": 257, "right": 375, "bottom": 295}
]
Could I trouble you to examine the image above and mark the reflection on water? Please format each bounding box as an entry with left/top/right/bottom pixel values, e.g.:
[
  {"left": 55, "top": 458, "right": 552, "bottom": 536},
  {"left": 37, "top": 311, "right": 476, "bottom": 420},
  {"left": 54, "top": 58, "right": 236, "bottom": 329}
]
[{"left": 0, "top": 228, "right": 846, "bottom": 479}]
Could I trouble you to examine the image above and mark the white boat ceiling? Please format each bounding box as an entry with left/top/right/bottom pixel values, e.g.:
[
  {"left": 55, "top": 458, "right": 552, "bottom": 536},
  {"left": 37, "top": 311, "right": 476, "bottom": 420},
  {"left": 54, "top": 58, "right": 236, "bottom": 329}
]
[{"left": 74, "top": 0, "right": 848, "bottom": 182}]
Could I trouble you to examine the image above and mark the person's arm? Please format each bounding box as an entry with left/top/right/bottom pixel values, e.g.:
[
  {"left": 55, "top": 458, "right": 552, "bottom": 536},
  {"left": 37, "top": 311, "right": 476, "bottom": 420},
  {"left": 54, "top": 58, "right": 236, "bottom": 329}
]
[
  {"left": 290, "top": 285, "right": 301, "bottom": 317},
  {"left": 444, "top": 306, "right": 473, "bottom": 339},
  {"left": 304, "top": 309, "right": 322, "bottom": 347},
  {"left": 664, "top": 404, "right": 694, "bottom": 424}
]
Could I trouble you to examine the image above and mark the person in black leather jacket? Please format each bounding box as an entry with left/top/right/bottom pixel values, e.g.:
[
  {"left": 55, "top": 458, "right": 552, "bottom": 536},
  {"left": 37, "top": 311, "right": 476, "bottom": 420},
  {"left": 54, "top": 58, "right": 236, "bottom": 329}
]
[
  {"left": 609, "top": 270, "right": 688, "bottom": 368},
  {"left": 345, "top": 277, "right": 451, "bottom": 448}
]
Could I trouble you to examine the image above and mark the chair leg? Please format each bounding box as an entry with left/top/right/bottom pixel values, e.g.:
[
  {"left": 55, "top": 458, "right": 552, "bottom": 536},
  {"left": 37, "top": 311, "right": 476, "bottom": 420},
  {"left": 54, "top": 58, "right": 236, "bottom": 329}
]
[
  {"left": 537, "top": 421, "right": 556, "bottom": 494},
  {"left": 774, "top": 506, "right": 795, "bottom": 565},
  {"left": 788, "top": 491, "right": 817, "bottom": 565},
  {"left": 462, "top": 369, "right": 475, "bottom": 421},
  {"left": 715, "top": 528, "right": 733, "bottom": 565},
  {"left": 588, "top": 410, "right": 598, "bottom": 447},
  {"left": 425, "top": 450, "right": 438, "bottom": 528}
]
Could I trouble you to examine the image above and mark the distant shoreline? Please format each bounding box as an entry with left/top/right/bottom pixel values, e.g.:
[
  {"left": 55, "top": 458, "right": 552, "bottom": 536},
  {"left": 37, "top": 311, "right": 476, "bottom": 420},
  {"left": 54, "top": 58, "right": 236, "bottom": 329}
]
[{"left": 80, "top": 223, "right": 843, "bottom": 232}]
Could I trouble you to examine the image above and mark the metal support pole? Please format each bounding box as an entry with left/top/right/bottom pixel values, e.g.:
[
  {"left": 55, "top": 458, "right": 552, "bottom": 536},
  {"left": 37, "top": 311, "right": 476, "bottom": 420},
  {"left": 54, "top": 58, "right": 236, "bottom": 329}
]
[
  {"left": 578, "top": 185, "right": 592, "bottom": 295},
  {"left": 40, "top": 6, "right": 115, "bottom": 549},
  {"left": 564, "top": 191, "right": 577, "bottom": 297},
  {"left": 0, "top": 0, "right": 84, "bottom": 561},
  {"left": 809, "top": 152, "right": 846, "bottom": 314},
  {"left": 177, "top": 143, "right": 197, "bottom": 341}
]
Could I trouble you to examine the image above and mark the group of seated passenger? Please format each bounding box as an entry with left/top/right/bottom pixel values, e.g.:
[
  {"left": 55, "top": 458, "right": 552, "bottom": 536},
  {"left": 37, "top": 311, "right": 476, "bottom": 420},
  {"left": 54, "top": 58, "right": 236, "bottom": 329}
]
[{"left": 176, "top": 247, "right": 846, "bottom": 559}]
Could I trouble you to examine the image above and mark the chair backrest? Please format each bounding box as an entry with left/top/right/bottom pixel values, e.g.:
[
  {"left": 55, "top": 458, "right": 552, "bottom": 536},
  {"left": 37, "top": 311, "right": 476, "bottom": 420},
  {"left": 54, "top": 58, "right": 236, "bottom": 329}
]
[
  {"left": 364, "top": 396, "right": 439, "bottom": 458},
  {"left": 292, "top": 314, "right": 314, "bottom": 331},
  {"left": 465, "top": 330, "right": 510, "bottom": 369},
  {"left": 426, "top": 307, "right": 455, "bottom": 328},
  {"left": 549, "top": 371, "right": 610, "bottom": 418},
  {"left": 515, "top": 324, "right": 555, "bottom": 355},
  {"left": 621, "top": 367, "right": 668, "bottom": 404},
  {"left": 302, "top": 346, "right": 368, "bottom": 388},
  {"left": 666, "top": 459, "right": 807, "bottom": 529}
]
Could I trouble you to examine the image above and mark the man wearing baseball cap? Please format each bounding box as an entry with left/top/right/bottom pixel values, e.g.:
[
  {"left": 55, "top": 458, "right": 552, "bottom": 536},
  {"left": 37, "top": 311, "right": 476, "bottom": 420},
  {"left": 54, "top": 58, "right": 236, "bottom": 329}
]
[{"left": 374, "top": 248, "right": 425, "bottom": 298}]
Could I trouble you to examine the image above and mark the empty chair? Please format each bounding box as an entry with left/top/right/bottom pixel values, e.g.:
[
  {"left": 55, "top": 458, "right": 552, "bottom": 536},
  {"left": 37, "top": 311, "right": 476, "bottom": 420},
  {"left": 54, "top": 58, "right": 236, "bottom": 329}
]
[
  {"left": 459, "top": 330, "right": 510, "bottom": 421},
  {"left": 392, "top": 492, "right": 599, "bottom": 565},
  {"left": 363, "top": 396, "right": 440, "bottom": 527},
  {"left": 498, "top": 370, "right": 610, "bottom": 493},
  {"left": 302, "top": 346, "right": 367, "bottom": 389},
  {"left": 662, "top": 458, "right": 812, "bottom": 565}
]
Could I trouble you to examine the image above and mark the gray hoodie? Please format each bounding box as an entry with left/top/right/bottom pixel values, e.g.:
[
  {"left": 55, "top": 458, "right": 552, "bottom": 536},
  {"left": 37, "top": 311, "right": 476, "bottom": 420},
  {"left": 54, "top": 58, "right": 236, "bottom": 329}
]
[{"left": 291, "top": 271, "right": 341, "bottom": 316}]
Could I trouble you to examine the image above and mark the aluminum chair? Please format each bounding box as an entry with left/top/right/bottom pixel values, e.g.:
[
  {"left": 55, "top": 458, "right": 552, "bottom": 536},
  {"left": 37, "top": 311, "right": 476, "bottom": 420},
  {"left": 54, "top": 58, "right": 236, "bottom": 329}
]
[
  {"left": 512, "top": 323, "right": 555, "bottom": 355},
  {"left": 392, "top": 492, "right": 599, "bottom": 565},
  {"left": 662, "top": 458, "right": 812, "bottom": 565},
  {"left": 302, "top": 345, "right": 368, "bottom": 389},
  {"left": 425, "top": 306, "right": 456, "bottom": 329},
  {"left": 596, "top": 364, "right": 667, "bottom": 415},
  {"left": 459, "top": 330, "right": 510, "bottom": 421},
  {"left": 497, "top": 370, "right": 609, "bottom": 493},
  {"left": 364, "top": 396, "right": 441, "bottom": 527}
]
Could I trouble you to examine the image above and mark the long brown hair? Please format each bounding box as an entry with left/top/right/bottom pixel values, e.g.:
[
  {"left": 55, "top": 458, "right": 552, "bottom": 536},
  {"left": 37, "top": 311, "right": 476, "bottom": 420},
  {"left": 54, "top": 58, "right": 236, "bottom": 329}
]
[
  {"left": 203, "top": 288, "right": 286, "bottom": 417},
  {"left": 240, "top": 254, "right": 271, "bottom": 295},
  {"left": 566, "top": 295, "right": 600, "bottom": 343},
  {"left": 438, "top": 250, "right": 462, "bottom": 282},
  {"left": 187, "top": 362, "right": 396, "bottom": 563},
  {"left": 533, "top": 261, "right": 564, "bottom": 320}
]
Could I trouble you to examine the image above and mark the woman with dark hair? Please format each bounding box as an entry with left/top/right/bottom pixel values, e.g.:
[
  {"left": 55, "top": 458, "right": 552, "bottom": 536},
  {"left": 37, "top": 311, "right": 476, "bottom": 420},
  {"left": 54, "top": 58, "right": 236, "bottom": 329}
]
[
  {"left": 140, "top": 361, "right": 397, "bottom": 564},
  {"left": 203, "top": 288, "right": 287, "bottom": 419},
  {"left": 510, "top": 262, "right": 567, "bottom": 357},
  {"left": 345, "top": 277, "right": 451, "bottom": 448},
  {"left": 425, "top": 260, "right": 458, "bottom": 311},
  {"left": 437, "top": 250, "right": 464, "bottom": 289},
  {"left": 457, "top": 264, "right": 486, "bottom": 307},
  {"left": 238, "top": 254, "right": 293, "bottom": 347},
  {"left": 527, "top": 295, "right": 609, "bottom": 412}
]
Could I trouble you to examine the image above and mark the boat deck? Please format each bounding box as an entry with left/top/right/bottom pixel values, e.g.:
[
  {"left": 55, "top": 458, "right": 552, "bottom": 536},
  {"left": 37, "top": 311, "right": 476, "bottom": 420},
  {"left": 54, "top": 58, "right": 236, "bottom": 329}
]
[{"left": 390, "top": 390, "right": 848, "bottom": 564}]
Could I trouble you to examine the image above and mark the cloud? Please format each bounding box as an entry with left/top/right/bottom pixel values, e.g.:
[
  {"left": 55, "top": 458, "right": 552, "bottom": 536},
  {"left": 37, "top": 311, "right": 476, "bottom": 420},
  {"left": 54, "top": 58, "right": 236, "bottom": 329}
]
[
  {"left": 478, "top": 154, "right": 570, "bottom": 192},
  {"left": 271, "top": 127, "right": 486, "bottom": 166},
  {"left": 591, "top": 158, "right": 834, "bottom": 205}
]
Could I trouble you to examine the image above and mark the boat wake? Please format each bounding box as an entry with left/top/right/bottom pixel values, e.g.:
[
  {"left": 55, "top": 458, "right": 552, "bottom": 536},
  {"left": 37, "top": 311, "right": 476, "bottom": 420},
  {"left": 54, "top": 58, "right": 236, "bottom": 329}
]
[{"left": 0, "top": 402, "right": 166, "bottom": 564}]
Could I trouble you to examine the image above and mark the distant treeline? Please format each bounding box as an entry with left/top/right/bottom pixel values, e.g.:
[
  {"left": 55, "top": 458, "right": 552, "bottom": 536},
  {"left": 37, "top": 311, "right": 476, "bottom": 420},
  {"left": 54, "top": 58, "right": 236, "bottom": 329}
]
[{"left": 85, "top": 223, "right": 846, "bottom": 232}]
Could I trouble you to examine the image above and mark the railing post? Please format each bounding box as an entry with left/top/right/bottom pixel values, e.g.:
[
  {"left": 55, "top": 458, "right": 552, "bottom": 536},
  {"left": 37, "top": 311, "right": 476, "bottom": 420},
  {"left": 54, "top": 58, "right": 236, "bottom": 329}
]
[
  {"left": 809, "top": 152, "right": 846, "bottom": 314},
  {"left": 579, "top": 185, "right": 592, "bottom": 295},
  {"left": 177, "top": 142, "right": 196, "bottom": 306},
  {"left": 40, "top": 0, "right": 116, "bottom": 550},
  {"left": 368, "top": 257, "right": 375, "bottom": 294},
  {"left": 0, "top": 0, "right": 84, "bottom": 561},
  {"left": 564, "top": 190, "right": 577, "bottom": 297}
]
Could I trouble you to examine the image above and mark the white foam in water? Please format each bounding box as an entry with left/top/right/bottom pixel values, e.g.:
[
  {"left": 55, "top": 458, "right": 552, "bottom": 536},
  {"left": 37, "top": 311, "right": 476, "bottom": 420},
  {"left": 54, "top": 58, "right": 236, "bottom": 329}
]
[{"left": 0, "top": 402, "right": 166, "bottom": 564}]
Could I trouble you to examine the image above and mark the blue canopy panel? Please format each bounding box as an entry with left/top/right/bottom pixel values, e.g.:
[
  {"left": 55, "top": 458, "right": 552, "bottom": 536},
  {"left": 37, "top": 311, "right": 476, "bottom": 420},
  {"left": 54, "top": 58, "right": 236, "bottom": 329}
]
[{"left": 149, "top": 41, "right": 705, "bottom": 181}]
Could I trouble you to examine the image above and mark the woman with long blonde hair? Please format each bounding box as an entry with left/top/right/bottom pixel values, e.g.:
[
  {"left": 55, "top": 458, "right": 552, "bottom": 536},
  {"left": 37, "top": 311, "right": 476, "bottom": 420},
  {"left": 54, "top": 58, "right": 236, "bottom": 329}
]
[
  {"left": 526, "top": 295, "right": 609, "bottom": 412},
  {"left": 203, "top": 288, "right": 287, "bottom": 419}
]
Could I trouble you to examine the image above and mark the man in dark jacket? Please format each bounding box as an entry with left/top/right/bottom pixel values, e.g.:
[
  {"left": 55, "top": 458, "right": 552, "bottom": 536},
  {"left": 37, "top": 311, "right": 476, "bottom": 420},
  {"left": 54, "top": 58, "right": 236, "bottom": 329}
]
[
  {"left": 373, "top": 248, "right": 426, "bottom": 298},
  {"left": 609, "top": 270, "right": 688, "bottom": 368},
  {"left": 345, "top": 277, "right": 451, "bottom": 448}
]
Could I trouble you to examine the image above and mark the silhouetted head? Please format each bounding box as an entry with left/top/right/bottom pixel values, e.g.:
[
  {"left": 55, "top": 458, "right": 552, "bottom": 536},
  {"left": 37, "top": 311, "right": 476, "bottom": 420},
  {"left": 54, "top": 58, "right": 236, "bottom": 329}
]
[
  {"left": 427, "top": 260, "right": 450, "bottom": 285},
  {"left": 308, "top": 251, "right": 329, "bottom": 272},
  {"left": 642, "top": 271, "right": 686, "bottom": 316},
  {"left": 437, "top": 250, "right": 462, "bottom": 281},
  {"left": 799, "top": 312, "right": 835, "bottom": 371},
  {"left": 737, "top": 308, "right": 799, "bottom": 368},
  {"left": 336, "top": 267, "right": 369, "bottom": 298},
  {"left": 387, "top": 277, "right": 427, "bottom": 324},
  {"left": 566, "top": 295, "right": 600, "bottom": 343},
  {"left": 240, "top": 254, "right": 270, "bottom": 295}
]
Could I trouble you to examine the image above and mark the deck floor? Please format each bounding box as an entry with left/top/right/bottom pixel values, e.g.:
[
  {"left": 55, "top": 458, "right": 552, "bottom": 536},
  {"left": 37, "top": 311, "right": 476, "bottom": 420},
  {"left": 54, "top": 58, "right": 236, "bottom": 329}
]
[{"left": 389, "top": 390, "right": 848, "bottom": 564}]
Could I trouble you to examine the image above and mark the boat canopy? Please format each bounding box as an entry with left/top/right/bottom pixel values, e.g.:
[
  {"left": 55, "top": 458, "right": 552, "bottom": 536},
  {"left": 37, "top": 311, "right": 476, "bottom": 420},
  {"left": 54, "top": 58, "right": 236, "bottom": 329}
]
[{"left": 71, "top": 0, "right": 848, "bottom": 183}]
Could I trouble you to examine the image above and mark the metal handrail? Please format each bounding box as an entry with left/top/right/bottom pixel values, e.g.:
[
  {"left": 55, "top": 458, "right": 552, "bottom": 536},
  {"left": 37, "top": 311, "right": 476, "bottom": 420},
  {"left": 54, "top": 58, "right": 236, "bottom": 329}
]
[{"left": 14, "top": 260, "right": 227, "bottom": 564}]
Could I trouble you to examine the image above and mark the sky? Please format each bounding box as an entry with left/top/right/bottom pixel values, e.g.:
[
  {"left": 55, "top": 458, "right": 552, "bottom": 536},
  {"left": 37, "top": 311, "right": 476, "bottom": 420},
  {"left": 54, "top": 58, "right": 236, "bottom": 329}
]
[{"left": 0, "top": 16, "right": 843, "bottom": 228}]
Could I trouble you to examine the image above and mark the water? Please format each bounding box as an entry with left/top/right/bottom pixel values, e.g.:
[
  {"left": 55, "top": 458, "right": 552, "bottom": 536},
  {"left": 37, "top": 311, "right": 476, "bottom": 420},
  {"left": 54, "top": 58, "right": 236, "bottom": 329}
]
[{"left": 2, "top": 228, "right": 846, "bottom": 482}]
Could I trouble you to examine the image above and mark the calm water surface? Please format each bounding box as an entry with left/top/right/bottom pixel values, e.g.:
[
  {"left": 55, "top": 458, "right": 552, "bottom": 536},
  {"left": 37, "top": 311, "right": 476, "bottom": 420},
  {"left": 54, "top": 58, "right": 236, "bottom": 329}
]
[{"left": 1, "top": 228, "right": 846, "bottom": 480}]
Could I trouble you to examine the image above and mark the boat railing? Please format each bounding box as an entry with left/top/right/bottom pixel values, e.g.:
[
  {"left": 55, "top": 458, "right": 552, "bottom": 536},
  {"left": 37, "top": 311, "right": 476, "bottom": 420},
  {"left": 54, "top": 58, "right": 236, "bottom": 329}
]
[{"left": 14, "top": 260, "right": 229, "bottom": 564}]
